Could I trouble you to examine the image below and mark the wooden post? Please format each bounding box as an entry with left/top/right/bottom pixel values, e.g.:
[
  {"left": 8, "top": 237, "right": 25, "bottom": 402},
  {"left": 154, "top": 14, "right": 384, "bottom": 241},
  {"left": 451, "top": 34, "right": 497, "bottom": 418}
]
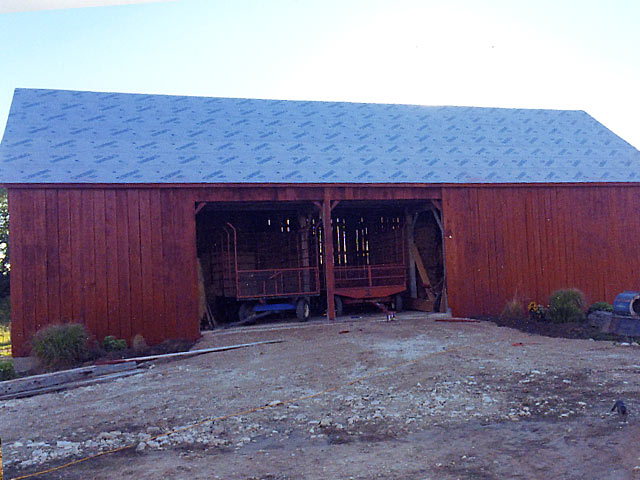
[
  {"left": 430, "top": 202, "right": 448, "bottom": 313},
  {"left": 322, "top": 193, "right": 336, "bottom": 320},
  {"left": 298, "top": 214, "right": 311, "bottom": 292},
  {"left": 406, "top": 211, "right": 418, "bottom": 299}
]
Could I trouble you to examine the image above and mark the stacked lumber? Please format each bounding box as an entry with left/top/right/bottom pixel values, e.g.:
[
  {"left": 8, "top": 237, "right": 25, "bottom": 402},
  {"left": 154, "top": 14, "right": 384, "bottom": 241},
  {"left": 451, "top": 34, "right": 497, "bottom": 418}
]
[{"left": 0, "top": 363, "right": 139, "bottom": 400}]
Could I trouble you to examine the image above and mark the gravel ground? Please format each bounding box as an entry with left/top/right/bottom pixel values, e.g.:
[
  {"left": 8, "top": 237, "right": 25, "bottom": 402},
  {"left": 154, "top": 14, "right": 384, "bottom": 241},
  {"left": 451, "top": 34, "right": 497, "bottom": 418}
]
[{"left": 2, "top": 312, "right": 640, "bottom": 479}]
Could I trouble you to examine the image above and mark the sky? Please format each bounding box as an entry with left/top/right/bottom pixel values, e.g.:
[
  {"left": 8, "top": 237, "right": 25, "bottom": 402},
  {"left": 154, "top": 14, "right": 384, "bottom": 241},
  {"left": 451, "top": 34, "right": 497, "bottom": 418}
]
[{"left": 0, "top": 0, "right": 638, "bottom": 148}]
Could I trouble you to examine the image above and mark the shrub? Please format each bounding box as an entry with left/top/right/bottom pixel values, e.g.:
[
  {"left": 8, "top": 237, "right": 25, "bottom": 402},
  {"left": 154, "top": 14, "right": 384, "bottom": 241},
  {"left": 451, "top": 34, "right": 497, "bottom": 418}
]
[
  {"left": 132, "top": 334, "right": 148, "bottom": 354},
  {"left": 0, "top": 359, "right": 16, "bottom": 381},
  {"left": 102, "top": 335, "right": 127, "bottom": 352},
  {"left": 587, "top": 301, "right": 613, "bottom": 314},
  {"left": 500, "top": 298, "right": 524, "bottom": 321},
  {"left": 548, "top": 289, "right": 586, "bottom": 323},
  {"left": 31, "top": 323, "right": 90, "bottom": 369}
]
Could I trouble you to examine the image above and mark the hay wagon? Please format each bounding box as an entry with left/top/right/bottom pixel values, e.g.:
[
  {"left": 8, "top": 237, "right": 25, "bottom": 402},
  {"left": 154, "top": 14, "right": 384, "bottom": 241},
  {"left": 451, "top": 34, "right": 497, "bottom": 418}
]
[
  {"left": 330, "top": 209, "right": 407, "bottom": 315},
  {"left": 200, "top": 212, "right": 320, "bottom": 323}
]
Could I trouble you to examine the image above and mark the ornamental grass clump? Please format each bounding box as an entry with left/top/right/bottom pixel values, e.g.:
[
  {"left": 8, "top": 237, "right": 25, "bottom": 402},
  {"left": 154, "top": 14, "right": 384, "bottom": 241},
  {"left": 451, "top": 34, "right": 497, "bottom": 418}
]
[
  {"left": 548, "top": 288, "right": 586, "bottom": 323},
  {"left": 500, "top": 298, "right": 525, "bottom": 321},
  {"left": 31, "top": 323, "right": 90, "bottom": 370}
]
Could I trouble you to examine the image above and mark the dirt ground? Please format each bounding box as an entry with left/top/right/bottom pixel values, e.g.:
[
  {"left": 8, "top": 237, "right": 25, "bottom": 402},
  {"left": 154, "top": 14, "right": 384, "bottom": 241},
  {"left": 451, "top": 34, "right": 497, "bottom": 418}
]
[{"left": 2, "top": 312, "right": 640, "bottom": 480}]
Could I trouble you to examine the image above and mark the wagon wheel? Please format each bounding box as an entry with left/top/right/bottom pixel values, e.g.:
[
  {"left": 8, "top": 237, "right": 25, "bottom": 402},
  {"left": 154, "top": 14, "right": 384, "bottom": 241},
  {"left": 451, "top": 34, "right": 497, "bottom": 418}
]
[
  {"left": 334, "top": 295, "right": 344, "bottom": 317},
  {"left": 238, "top": 302, "right": 256, "bottom": 323},
  {"left": 296, "top": 298, "right": 310, "bottom": 322}
]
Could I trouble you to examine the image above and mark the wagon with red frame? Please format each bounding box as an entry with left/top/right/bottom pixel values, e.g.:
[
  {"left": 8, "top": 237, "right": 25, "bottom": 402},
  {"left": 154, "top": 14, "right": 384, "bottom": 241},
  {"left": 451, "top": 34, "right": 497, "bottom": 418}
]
[
  {"left": 199, "top": 210, "right": 320, "bottom": 323},
  {"left": 329, "top": 209, "right": 407, "bottom": 315}
]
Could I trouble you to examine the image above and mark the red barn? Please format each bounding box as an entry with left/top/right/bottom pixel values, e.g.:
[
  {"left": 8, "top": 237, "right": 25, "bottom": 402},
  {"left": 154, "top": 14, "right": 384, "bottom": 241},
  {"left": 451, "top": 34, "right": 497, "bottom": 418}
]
[{"left": 2, "top": 88, "right": 639, "bottom": 356}]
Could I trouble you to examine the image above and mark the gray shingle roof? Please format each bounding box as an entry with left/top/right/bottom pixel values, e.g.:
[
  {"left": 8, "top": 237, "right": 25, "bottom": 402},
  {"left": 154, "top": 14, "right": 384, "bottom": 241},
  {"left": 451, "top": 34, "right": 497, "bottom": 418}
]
[{"left": 1, "top": 88, "right": 638, "bottom": 184}]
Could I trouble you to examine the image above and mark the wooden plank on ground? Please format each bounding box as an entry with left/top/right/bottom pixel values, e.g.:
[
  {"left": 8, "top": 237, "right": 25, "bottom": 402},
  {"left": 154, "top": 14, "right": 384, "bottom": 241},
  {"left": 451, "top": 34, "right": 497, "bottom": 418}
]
[
  {"left": 96, "top": 339, "right": 285, "bottom": 365},
  {"left": 0, "top": 363, "right": 136, "bottom": 397},
  {"left": 404, "top": 297, "right": 435, "bottom": 312},
  {"left": 1, "top": 370, "right": 143, "bottom": 400}
]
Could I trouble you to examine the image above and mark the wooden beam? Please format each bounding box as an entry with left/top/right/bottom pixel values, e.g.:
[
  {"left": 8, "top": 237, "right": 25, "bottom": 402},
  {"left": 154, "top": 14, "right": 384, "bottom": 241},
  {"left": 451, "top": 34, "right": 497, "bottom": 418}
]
[
  {"left": 406, "top": 211, "right": 418, "bottom": 299},
  {"left": 409, "top": 242, "right": 436, "bottom": 301},
  {"left": 432, "top": 201, "right": 448, "bottom": 313},
  {"left": 95, "top": 339, "right": 284, "bottom": 364},
  {"left": 404, "top": 297, "right": 435, "bottom": 312},
  {"left": 0, "top": 363, "right": 136, "bottom": 397},
  {"left": 194, "top": 202, "right": 206, "bottom": 215},
  {"left": 323, "top": 193, "right": 336, "bottom": 320}
]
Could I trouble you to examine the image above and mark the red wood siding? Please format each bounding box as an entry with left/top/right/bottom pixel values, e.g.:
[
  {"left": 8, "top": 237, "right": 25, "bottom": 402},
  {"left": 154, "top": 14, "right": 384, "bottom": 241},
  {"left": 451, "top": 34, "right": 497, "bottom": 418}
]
[
  {"left": 9, "top": 187, "right": 200, "bottom": 356},
  {"left": 443, "top": 186, "right": 640, "bottom": 317},
  {"left": 11, "top": 182, "right": 640, "bottom": 354}
]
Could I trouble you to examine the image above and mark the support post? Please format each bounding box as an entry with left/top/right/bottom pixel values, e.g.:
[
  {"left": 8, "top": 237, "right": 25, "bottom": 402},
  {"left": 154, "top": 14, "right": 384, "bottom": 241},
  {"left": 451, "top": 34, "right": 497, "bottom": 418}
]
[
  {"left": 298, "top": 214, "right": 311, "bottom": 292},
  {"left": 322, "top": 194, "right": 336, "bottom": 320},
  {"left": 430, "top": 201, "right": 448, "bottom": 313},
  {"left": 406, "top": 211, "right": 418, "bottom": 299}
]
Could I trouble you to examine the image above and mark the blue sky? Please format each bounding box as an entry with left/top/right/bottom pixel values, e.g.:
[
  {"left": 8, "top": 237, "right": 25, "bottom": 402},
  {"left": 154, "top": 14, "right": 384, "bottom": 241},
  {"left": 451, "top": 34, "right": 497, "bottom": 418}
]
[{"left": 0, "top": 0, "right": 638, "bottom": 148}]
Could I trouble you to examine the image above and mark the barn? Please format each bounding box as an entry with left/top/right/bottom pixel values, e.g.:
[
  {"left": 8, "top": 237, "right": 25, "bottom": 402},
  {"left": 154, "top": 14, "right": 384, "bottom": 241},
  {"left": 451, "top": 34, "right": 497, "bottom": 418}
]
[{"left": 2, "top": 88, "right": 639, "bottom": 357}]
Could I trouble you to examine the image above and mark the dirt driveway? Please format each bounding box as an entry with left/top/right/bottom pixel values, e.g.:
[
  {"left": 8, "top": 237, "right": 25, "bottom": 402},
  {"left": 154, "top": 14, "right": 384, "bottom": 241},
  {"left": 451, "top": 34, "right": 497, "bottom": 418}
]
[{"left": 3, "top": 313, "right": 640, "bottom": 479}]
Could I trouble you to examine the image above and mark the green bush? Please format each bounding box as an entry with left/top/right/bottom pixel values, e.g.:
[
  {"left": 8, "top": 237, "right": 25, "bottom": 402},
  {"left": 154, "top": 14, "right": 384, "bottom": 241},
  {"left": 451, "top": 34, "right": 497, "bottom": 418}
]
[
  {"left": 31, "top": 323, "right": 90, "bottom": 369},
  {"left": 548, "top": 289, "right": 586, "bottom": 323},
  {"left": 587, "top": 301, "right": 613, "bottom": 314},
  {"left": 0, "top": 359, "right": 16, "bottom": 381},
  {"left": 500, "top": 298, "right": 524, "bottom": 321},
  {"left": 102, "top": 335, "right": 127, "bottom": 352}
]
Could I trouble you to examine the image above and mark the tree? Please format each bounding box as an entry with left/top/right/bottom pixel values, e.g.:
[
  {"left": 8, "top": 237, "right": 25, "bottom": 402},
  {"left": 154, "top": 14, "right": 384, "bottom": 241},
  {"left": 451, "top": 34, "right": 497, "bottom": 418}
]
[{"left": 0, "top": 189, "right": 9, "bottom": 298}]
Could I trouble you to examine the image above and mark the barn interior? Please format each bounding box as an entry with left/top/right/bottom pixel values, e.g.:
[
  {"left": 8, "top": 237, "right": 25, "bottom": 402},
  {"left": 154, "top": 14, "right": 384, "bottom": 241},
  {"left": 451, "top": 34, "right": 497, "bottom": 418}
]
[{"left": 195, "top": 199, "right": 444, "bottom": 327}]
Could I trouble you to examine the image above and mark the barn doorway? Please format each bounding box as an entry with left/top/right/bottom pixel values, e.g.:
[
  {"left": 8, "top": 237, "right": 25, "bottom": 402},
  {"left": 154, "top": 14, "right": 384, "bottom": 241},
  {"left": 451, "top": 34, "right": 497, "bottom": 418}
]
[
  {"left": 325, "top": 200, "right": 445, "bottom": 316},
  {"left": 194, "top": 199, "right": 446, "bottom": 328},
  {"left": 195, "top": 202, "right": 321, "bottom": 328},
  {"left": 408, "top": 205, "right": 445, "bottom": 312}
]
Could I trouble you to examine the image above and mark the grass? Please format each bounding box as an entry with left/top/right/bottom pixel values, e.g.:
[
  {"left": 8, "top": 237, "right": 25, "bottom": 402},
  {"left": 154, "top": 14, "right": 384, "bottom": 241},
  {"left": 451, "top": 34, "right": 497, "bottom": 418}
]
[
  {"left": 0, "top": 295, "right": 10, "bottom": 356},
  {"left": 31, "top": 323, "right": 90, "bottom": 370},
  {"left": 549, "top": 288, "right": 586, "bottom": 323},
  {"left": 0, "top": 322, "right": 9, "bottom": 357},
  {"left": 500, "top": 297, "right": 525, "bottom": 321}
]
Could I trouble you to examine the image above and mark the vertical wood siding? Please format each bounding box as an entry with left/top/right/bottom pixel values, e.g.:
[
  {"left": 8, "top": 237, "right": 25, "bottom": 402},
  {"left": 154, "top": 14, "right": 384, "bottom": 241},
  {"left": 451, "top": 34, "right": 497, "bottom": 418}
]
[
  {"left": 9, "top": 183, "right": 640, "bottom": 354},
  {"left": 443, "top": 186, "right": 640, "bottom": 317},
  {"left": 9, "top": 188, "right": 199, "bottom": 356}
]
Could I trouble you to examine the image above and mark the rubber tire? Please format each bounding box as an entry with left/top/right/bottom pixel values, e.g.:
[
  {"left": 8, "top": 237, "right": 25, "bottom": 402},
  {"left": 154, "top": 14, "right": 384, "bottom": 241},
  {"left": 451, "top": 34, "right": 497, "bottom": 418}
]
[
  {"left": 393, "top": 294, "right": 403, "bottom": 312},
  {"left": 238, "top": 302, "right": 255, "bottom": 322},
  {"left": 334, "top": 295, "right": 344, "bottom": 317},
  {"left": 296, "top": 298, "right": 310, "bottom": 321}
]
